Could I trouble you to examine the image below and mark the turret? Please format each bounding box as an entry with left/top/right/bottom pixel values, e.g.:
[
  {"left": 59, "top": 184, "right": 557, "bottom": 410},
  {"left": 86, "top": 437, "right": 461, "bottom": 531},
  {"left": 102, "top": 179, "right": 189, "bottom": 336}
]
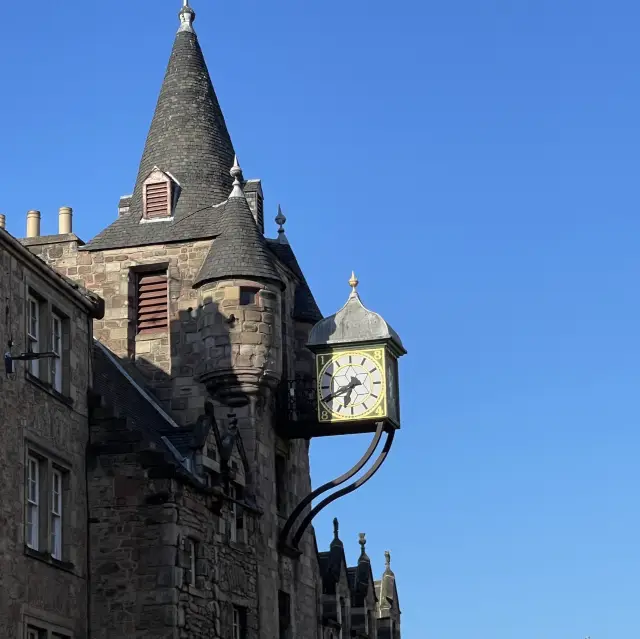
[{"left": 194, "top": 157, "right": 284, "bottom": 406}]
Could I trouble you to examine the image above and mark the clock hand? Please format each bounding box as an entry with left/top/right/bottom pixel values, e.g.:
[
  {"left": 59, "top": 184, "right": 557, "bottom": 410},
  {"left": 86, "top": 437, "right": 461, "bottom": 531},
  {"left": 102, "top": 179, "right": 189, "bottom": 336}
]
[
  {"left": 344, "top": 388, "right": 353, "bottom": 407},
  {"left": 323, "top": 377, "right": 362, "bottom": 403},
  {"left": 323, "top": 385, "right": 350, "bottom": 403}
]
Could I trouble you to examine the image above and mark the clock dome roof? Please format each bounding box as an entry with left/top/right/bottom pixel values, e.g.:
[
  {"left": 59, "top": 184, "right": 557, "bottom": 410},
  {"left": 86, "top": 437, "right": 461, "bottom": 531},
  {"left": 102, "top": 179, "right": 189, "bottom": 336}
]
[{"left": 308, "top": 273, "right": 406, "bottom": 354}]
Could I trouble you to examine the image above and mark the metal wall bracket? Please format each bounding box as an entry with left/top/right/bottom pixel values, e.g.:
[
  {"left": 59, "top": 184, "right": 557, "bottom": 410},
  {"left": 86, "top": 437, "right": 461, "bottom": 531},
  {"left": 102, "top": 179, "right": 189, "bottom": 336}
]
[{"left": 278, "top": 420, "right": 395, "bottom": 553}]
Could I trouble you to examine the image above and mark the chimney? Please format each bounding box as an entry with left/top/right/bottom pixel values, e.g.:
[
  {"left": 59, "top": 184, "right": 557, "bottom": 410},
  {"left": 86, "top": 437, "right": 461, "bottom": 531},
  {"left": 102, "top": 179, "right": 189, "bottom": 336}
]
[
  {"left": 244, "top": 179, "right": 264, "bottom": 234},
  {"left": 59, "top": 206, "right": 73, "bottom": 234},
  {"left": 0, "top": 214, "right": 5, "bottom": 230},
  {"left": 26, "top": 210, "right": 41, "bottom": 238}
]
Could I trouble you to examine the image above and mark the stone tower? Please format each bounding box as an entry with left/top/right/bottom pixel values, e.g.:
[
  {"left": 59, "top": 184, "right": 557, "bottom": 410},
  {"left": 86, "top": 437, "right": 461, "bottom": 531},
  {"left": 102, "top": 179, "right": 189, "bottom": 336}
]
[{"left": 20, "top": 3, "right": 324, "bottom": 637}]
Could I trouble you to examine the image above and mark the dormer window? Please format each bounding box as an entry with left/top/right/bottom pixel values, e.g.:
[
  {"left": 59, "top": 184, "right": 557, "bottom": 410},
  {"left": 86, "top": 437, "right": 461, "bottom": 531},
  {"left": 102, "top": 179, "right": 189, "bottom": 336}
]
[{"left": 142, "top": 168, "right": 176, "bottom": 219}]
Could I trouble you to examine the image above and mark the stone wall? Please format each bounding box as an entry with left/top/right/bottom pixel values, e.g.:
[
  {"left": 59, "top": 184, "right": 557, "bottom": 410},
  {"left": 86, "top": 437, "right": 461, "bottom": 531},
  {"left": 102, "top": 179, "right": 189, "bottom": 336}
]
[
  {"left": 0, "top": 233, "right": 94, "bottom": 639},
  {"left": 23, "top": 229, "right": 324, "bottom": 638}
]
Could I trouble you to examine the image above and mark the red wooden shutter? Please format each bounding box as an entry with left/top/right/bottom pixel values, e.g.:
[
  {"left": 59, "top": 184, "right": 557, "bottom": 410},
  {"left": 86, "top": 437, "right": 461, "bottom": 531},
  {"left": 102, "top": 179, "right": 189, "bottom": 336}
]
[
  {"left": 145, "top": 182, "right": 170, "bottom": 218},
  {"left": 137, "top": 271, "right": 168, "bottom": 334}
]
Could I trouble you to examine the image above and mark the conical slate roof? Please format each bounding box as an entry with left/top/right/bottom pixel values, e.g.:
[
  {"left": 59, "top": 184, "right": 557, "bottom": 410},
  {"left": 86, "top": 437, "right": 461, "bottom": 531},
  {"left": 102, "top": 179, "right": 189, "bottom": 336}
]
[
  {"left": 133, "top": 4, "right": 234, "bottom": 212},
  {"left": 194, "top": 163, "right": 283, "bottom": 288},
  {"left": 84, "top": 5, "right": 235, "bottom": 251}
]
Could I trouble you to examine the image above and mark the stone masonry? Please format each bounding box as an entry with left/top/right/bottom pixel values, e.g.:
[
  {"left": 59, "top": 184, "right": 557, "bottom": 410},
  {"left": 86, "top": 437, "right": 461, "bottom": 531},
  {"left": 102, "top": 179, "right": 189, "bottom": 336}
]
[
  {"left": 1, "top": 3, "right": 402, "bottom": 638},
  {"left": 0, "top": 227, "right": 103, "bottom": 639}
]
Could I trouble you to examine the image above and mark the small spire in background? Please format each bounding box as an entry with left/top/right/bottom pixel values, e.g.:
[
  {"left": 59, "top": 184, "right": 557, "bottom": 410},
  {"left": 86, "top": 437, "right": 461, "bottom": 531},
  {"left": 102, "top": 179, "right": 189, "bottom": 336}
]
[
  {"left": 178, "top": 0, "right": 196, "bottom": 33},
  {"left": 359, "top": 532, "right": 367, "bottom": 556},
  {"left": 384, "top": 550, "right": 391, "bottom": 571},
  {"left": 333, "top": 517, "right": 340, "bottom": 540},
  {"left": 275, "top": 205, "right": 288, "bottom": 244},
  {"left": 229, "top": 155, "right": 244, "bottom": 198},
  {"left": 349, "top": 271, "right": 359, "bottom": 295}
]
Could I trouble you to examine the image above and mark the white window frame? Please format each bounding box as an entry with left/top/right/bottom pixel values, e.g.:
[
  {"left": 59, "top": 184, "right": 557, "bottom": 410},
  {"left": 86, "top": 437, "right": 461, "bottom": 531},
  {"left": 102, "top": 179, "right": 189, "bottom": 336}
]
[
  {"left": 50, "top": 313, "right": 63, "bottom": 393},
  {"left": 232, "top": 606, "right": 245, "bottom": 639},
  {"left": 26, "top": 456, "right": 39, "bottom": 550},
  {"left": 50, "top": 469, "right": 63, "bottom": 560},
  {"left": 228, "top": 484, "right": 247, "bottom": 544},
  {"left": 25, "top": 623, "right": 71, "bottom": 639},
  {"left": 27, "top": 296, "right": 40, "bottom": 377}
]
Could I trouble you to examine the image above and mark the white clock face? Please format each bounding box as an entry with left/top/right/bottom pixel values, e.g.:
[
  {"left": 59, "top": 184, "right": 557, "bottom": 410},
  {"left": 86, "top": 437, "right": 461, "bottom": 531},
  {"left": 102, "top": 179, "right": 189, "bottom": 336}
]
[{"left": 318, "top": 351, "right": 385, "bottom": 419}]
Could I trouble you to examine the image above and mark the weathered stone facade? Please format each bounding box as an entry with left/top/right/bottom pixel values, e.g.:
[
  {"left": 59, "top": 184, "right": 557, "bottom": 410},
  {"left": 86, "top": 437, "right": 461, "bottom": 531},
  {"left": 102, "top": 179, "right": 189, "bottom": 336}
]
[
  {"left": 1, "top": 3, "right": 402, "bottom": 638},
  {"left": 0, "top": 228, "right": 102, "bottom": 639}
]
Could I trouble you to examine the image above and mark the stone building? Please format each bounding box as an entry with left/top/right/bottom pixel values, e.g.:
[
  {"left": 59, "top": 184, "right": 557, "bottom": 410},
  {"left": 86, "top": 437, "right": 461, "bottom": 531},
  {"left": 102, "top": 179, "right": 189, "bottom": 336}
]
[
  {"left": 0, "top": 220, "right": 103, "bottom": 638},
  {"left": 0, "top": 3, "right": 402, "bottom": 638}
]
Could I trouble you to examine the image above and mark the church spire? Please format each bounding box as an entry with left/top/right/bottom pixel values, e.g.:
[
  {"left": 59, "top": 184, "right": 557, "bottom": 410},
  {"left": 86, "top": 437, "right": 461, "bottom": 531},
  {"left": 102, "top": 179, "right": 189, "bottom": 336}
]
[{"left": 127, "top": 1, "right": 235, "bottom": 220}]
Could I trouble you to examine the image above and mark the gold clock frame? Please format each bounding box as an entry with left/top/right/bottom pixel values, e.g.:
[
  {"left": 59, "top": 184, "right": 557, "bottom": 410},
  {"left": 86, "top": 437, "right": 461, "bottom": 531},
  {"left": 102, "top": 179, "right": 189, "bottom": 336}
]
[{"left": 315, "top": 346, "right": 389, "bottom": 424}]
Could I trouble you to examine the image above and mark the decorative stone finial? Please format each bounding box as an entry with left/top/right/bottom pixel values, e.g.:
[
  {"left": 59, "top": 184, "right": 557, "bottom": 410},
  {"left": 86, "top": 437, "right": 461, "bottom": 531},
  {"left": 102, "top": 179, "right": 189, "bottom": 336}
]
[
  {"left": 384, "top": 550, "right": 391, "bottom": 570},
  {"left": 275, "top": 205, "right": 288, "bottom": 244},
  {"left": 229, "top": 155, "right": 244, "bottom": 198},
  {"left": 178, "top": 1, "right": 196, "bottom": 33},
  {"left": 359, "top": 532, "right": 366, "bottom": 555},
  {"left": 348, "top": 271, "right": 359, "bottom": 295},
  {"left": 333, "top": 517, "right": 340, "bottom": 539}
]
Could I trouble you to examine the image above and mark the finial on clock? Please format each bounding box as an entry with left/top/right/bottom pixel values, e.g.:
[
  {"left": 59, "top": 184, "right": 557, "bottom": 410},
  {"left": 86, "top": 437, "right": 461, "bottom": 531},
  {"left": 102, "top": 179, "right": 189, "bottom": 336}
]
[{"left": 349, "top": 271, "right": 359, "bottom": 294}]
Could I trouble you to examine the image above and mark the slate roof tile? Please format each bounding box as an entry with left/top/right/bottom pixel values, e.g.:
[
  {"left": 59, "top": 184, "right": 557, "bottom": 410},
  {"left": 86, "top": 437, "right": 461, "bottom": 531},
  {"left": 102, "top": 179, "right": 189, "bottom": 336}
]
[{"left": 194, "top": 196, "right": 283, "bottom": 287}]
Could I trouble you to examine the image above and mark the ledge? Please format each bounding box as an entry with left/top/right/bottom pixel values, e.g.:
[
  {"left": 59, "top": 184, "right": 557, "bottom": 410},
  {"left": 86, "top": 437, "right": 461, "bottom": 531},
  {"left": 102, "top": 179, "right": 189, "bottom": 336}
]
[
  {"left": 25, "top": 372, "right": 74, "bottom": 408},
  {"left": 24, "top": 546, "right": 76, "bottom": 574},
  {"left": 135, "top": 330, "right": 168, "bottom": 342},
  {"left": 20, "top": 233, "right": 84, "bottom": 247}
]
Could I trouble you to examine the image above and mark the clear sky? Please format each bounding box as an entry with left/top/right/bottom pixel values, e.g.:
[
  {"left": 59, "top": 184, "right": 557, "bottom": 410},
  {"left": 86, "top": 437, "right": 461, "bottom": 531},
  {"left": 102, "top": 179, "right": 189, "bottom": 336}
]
[{"left": 2, "top": 1, "right": 639, "bottom": 637}]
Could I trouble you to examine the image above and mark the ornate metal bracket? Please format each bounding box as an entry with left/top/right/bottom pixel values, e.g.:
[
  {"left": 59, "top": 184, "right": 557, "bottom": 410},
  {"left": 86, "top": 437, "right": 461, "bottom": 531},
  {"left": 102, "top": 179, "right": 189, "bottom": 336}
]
[{"left": 278, "top": 420, "right": 395, "bottom": 553}]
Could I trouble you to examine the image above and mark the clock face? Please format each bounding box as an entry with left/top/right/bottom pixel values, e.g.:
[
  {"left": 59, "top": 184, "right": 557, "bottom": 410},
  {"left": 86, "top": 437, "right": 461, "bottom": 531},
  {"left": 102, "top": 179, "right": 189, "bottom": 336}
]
[{"left": 317, "top": 350, "right": 385, "bottom": 421}]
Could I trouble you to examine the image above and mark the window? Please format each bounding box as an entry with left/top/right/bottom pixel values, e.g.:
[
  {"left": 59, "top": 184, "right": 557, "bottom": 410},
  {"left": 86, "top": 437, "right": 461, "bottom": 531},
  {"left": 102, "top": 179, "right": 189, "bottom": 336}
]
[
  {"left": 25, "top": 452, "right": 68, "bottom": 561},
  {"left": 26, "top": 456, "right": 39, "bottom": 550},
  {"left": 205, "top": 471, "right": 217, "bottom": 488},
  {"left": 275, "top": 454, "right": 286, "bottom": 515},
  {"left": 232, "top": 606, "right": 247, "bottom": 639},
  {"left": 136, "top": 271, "right": 168, "bottom": 334},
  {"left": 183, "top": 538, "right": 197, "bottom": 586},
  {"left": 229, "top": 484, "right": 246, "bottom": 544},
  {"left": 239, "top": 287, "right": 259, "bottom": 306},
  {"left": 25, "top": 293, "right": 70, "bottom": 394},
  {"left": 50, "top": 469, "right": 62, "bottom": 560},
  {"left": 25, "top": 625, "right": 70, "bottom": 639},
  {"left": 50, "top": 313, "right": 62, "bottom": 393},
  {"left": 278, "top": 591, "right": 291, "bottom": 639},
  {"left": 27, "top": 296, "right": 40, "bottom": 377}
]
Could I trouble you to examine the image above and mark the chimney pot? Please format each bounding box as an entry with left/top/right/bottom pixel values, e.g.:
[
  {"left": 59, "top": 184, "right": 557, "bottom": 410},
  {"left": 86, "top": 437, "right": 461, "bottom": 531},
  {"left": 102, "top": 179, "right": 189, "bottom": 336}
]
[
  {"left": 59, "top": 206, "right": 73, "bottom": 234},
  {"left": 0, "top": 214, "right": 5, "bottom": 230},
  {"left": 26, "top": 210, "right": 41, "bottom": 238}
]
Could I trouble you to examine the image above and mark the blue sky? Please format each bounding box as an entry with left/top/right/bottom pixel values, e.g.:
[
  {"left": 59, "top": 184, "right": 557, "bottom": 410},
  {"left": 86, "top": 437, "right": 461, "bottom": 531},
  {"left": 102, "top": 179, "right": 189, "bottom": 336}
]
[{"left": 2, "top": 1, "right": 640, "bottom": 637}]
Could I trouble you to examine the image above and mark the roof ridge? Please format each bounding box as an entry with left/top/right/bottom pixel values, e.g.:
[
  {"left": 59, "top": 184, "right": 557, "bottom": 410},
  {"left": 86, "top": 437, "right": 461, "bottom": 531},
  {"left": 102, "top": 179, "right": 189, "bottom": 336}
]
[{"left": 94, "top": 339, "right": 182, "bottom": 432}]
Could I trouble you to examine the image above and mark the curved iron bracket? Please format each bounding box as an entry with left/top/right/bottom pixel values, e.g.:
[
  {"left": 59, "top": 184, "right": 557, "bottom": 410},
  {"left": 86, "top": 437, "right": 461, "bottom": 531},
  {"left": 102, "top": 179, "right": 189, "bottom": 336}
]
[{"left": 279, "top": 421, "right": 395, "bottom": 553}]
